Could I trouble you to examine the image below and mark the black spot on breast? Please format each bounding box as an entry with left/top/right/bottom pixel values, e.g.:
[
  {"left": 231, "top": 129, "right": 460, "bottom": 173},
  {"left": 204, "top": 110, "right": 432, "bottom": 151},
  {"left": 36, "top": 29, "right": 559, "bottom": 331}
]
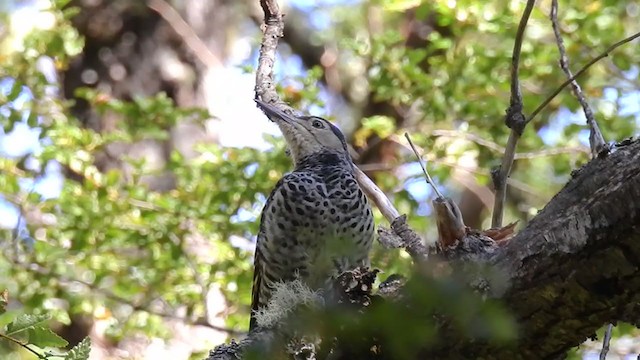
[
  {"left": 295, "top": 207, "right": 305, "bottom": 215},
  {"left": 350, "top": 222, "right": 358, "bottom": 228},
  {"left": 326, "top": 174, "right": 339, "bottom": 182},
  {"left": 341, "top": 204, "right": 349, "bottom": 211},
  {"left": 277, "top": 222, "right": 285, "bottom": 230},
  {"left": 298, "top": 184, "right": 306, "bottom": 192},
  {"left": 287, "top": 183, "right": 296, "bottom": 191},
  {"left": 359, "top": 223, "right": 365, "bottom": 232},
  {"left": 271, "top": 207, "right": 276, "bottom": 214},
  {"left": 292, "top": 220, "right": 300, "bottom": 226},
  {"left": 330, "top": 208, "right": 336, "bottom": 214},
  {"left": 316, "top": 184, "right": 323, "bottom": 192},
  {"left": 323, "top": 201, "right": 329, "bottom": 207},
  {"left": 284, "top": 202, "right": 292, "bottom": 212},
  {"left": 304, "top": 196, "right": 314, "bottom": 202}
]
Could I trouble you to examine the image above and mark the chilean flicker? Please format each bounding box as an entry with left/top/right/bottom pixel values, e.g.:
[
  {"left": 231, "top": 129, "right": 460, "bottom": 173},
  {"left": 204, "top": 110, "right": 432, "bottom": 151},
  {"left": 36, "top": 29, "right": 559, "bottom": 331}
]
[{"left": 250, "top": 99, "right": 374, "bottom": 330}]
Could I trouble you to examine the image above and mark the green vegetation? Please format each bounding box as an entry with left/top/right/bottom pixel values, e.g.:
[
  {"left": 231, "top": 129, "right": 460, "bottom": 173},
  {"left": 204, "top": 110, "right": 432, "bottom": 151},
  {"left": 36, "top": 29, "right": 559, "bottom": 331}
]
[{"left": 0, "top": 0, "right": 638, "bottom": 358}]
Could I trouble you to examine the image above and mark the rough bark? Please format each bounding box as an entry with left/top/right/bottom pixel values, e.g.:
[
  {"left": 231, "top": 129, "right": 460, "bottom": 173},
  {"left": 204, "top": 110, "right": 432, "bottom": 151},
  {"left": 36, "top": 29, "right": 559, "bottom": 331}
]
[
  {"left": 209, "top": 137, "right": 640, "bottom": 359},
  {"left": 479, "top": 137, "right": 640, "bottom": 358}
]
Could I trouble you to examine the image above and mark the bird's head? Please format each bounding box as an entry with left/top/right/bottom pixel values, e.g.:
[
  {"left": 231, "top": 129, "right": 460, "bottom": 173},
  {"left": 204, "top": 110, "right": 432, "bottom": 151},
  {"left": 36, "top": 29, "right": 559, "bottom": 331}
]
[{"left": 255, "top": 99, "right": 350, "bottom": 165}]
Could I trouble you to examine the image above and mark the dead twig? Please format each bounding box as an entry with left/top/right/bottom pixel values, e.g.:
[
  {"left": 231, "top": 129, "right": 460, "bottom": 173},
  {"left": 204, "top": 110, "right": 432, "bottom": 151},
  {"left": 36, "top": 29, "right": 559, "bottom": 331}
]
[
  {"left": 404, "top": 133, "right": 443, "bottom": 198},
  {"left": 491, "top": 0, "right": 536, "bottom": 228},
  {"left": 549, "top": 0, "right": 607, "bottom": 157}
]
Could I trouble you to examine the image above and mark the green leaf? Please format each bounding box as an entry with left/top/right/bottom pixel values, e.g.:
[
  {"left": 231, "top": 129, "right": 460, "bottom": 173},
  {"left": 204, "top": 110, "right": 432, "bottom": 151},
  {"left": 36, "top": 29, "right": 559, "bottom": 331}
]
[
  {"left": 65, "top": 336, "right": 91, "bottom": 360},
  {"left": 28, "top": 326, "right": 69, "bottom": 348},
  {"left": 6, "top": 314, "right": 51, "bottom": 336}
]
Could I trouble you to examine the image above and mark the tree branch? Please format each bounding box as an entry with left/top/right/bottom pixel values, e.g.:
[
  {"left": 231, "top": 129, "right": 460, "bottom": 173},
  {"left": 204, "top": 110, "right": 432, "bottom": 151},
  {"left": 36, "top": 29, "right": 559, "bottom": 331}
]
[
  {"left": 549, "top": 0, "right": 607, "bottom": 157},
  {"left": 491, "top": 0, "right": 536, "bottom": 228},
  {"left": 147, "top": 0, "right": 222, "bottom": 68},
  {"left": 600, "top": 323, "right": 614, "bottom": 360}
]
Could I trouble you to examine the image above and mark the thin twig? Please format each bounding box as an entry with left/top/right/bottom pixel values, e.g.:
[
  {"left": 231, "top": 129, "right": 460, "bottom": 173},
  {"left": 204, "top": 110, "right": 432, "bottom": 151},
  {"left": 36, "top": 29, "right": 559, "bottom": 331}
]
[
  {"left": 549, "top": 0, "right": 607, "bottom": 157},
  {"left": 527, "top": 30, "right": 640, "bottom": 124},
  {"left": 431, "top": 129, "right": 589, "bottom": 158},
  {"left": 600, "top": 323, "right": 614, "bottom": 360},
  {"left": 404, "top": 133, "right": 443, "bottom": 198},
  {"left": 147, "top": 0, "right": 222, "bottom": 68},
  {"left": 491, "top": 0, "right": 536, "bottom": 228},
  {"left": 0, "top": 332, "right": 44, "bottom": 359},
  {"left": 508, "top": 1, "right": 535, "bottom": 121}
]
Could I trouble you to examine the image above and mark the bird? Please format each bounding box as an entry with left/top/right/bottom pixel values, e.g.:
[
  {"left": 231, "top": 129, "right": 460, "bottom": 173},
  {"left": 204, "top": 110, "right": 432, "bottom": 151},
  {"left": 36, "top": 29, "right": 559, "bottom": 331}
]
[{"left": 250, "top": 99, "right": 374, "bottom": 330}]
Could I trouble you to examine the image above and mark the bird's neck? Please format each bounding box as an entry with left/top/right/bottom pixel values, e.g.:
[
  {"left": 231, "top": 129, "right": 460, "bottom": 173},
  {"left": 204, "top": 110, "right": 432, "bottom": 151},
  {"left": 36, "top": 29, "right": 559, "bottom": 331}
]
[{"left": 295, "top": 151, "right": 353, "bottom": 172}]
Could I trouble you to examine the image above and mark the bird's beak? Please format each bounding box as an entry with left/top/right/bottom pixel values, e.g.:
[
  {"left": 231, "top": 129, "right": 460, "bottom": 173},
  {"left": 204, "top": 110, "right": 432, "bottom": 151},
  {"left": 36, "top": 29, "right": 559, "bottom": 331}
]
[{"left": 254, "top": 99, "right": 297, "bottom": 124}]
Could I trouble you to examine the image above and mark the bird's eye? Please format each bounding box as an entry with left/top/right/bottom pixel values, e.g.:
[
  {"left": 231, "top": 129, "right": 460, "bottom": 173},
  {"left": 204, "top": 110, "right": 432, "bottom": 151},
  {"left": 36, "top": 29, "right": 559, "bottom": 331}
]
[{"left": 311, "top": 119, "right": 325, "bottom": 129}]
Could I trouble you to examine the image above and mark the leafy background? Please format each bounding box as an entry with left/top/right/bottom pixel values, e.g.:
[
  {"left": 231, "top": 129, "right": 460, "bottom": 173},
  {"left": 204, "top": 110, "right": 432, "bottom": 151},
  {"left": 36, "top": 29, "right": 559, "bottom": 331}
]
[{"left": 0, "top": 0, "right": 639, "bottom": 358}]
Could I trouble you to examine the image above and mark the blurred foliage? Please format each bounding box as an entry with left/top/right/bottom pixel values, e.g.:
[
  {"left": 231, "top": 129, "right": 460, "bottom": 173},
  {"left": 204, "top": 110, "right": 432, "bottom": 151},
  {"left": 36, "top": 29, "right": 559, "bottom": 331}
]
[{"left": 0, "top": 0, "right": 639, "bottom": 358}]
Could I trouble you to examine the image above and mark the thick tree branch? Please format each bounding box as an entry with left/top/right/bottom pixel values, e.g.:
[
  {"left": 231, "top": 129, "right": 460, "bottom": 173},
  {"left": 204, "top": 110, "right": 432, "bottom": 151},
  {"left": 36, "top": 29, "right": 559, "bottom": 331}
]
[{"left": 479, "top": 138, "right": 640, "bottom": 358}]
